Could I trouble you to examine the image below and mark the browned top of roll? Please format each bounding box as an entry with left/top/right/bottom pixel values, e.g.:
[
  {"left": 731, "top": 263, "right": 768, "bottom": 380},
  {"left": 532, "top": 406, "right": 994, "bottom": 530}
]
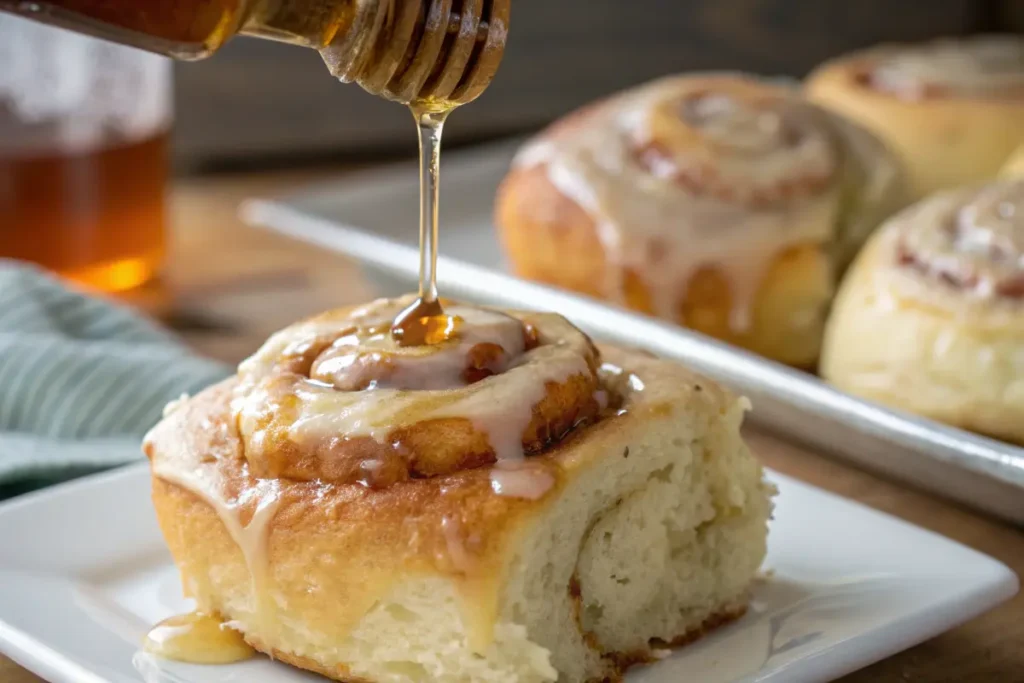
[{"left": 228, "top": 297, "right": 600, "bottom": 487}]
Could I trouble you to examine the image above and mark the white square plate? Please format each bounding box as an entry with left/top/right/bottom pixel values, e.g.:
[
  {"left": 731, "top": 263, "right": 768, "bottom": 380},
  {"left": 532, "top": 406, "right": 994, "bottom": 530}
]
[{"left": 0, "top": 463, "right": 1016, "bottom": 683}]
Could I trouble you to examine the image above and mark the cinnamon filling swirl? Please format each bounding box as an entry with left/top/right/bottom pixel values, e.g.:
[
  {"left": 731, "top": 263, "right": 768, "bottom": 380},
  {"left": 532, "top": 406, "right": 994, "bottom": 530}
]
[
  {"left": 232, "top": 297, "right": 601, "bottom": 490},
  {"left": 633, "top": 89, "right": 838, "bottom": 207},
  {"left": 858, "top": 36, "right": 1024, "bottom": 101},
  {"left": 894, "top": 181, "right": 1024, "bottom": 299}
]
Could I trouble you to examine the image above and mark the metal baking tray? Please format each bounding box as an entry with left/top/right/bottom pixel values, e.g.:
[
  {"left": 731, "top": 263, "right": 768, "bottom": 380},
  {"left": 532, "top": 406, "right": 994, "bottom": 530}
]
[{"left": 242, "top": 139, "right": 1024, "bottom": 525}]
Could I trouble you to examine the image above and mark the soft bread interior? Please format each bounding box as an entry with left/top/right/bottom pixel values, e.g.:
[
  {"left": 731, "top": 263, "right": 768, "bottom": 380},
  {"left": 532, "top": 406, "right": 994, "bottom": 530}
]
[
  {"left": 318, "top": 581, "right": 558, "bottom": 683},
  {"left": 500, "top": 391, "right": 770, "bottom": 682}
]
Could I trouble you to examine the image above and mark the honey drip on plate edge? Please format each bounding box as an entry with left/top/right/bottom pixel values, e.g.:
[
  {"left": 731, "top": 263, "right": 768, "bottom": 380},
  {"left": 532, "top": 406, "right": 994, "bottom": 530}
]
[
  {"left": 143, "top": 611, "right": 255, "bottom": 664},
  {"left": 391, "top": 105, "right": 460, "bottom": 347}
]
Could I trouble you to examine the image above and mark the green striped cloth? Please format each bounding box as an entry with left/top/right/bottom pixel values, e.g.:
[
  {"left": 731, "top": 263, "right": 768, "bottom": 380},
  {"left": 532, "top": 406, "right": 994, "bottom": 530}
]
[{"left": 0, "top": 260, "right": 228, "bottom": 497}]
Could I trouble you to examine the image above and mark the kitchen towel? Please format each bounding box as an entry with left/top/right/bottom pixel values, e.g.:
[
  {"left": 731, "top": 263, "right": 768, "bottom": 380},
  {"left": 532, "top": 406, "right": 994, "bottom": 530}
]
[{"left": 0, "top": 260, "right": 227, "bottom": 497}]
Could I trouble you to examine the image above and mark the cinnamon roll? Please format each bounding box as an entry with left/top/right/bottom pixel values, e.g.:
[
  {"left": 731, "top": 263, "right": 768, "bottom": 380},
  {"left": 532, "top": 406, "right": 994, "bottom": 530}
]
[
  {"left": 495, "top": 73, "right": 904, "bottom": 368},
  {"left": 807, "top": 36, "right": 1024, "bottom": 201},
  {"left": 821, "top": 180, "right": 1024, "bottom": 445},
  {"left": 144, "top": 296, "right": 773, "bottom": 683}
]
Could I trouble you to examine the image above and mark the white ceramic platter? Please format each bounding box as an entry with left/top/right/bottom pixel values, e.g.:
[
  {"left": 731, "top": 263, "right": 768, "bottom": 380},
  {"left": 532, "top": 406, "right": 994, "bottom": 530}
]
[
  {"left": 0, "top": 464, "right": 1015, "bottom": 683},
  {"left": 241, "top": 140, "right": 1024, "bottom": 525}
]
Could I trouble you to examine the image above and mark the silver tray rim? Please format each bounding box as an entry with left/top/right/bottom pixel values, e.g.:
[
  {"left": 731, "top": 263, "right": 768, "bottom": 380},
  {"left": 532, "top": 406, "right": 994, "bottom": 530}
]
[{"left": 240, "top": 139, "right": 1024, "bottom": 525}]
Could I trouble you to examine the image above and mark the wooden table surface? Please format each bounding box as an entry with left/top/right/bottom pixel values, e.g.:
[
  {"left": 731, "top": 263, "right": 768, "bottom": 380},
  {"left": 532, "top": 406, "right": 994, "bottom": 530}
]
[{"left": 2, "top": 171, "right": 1022, "bottom": 682}]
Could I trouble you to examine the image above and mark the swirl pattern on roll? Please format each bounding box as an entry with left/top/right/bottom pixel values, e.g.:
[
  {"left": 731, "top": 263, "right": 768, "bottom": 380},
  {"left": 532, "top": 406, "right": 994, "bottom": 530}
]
[
  {"left": 892, "top": 180, "right": 1024, "bottom": 302},
  {"left": 231, "top": 297, "right": 600, "bottom": 489},
  {"left": 634, "top": 82, "right": 839, "bottom": 207},
  {"left": 860, "top": 36, "right": 1024, "bottom": 100},
  {"left": 513, "top": 73, "right": 901, "bottom": 333},
  {"left": 822, "top": 179, "right": 1024, "bottom": 444}
]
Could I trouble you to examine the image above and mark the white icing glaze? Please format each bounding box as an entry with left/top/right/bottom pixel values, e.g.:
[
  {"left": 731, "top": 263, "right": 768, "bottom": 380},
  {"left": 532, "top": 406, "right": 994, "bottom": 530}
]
[
  {"left": 151, "top": 451, "right": 282, "bottom": 632},
  {"left": 514, "top": 74, "right": 896, "bottom": 332},
  {"left": 869, "top": 36, "right": 1024, "bottom": 99},
  {"left": 488, "top": 461, "right": 555, "bottom": 500},
  {"left": 890, "top": 180, "right": 1024, "bottom": 306},
  {"left": 235, "top": 297, "right": 595, "bottom": 471},
  {"left": 433, "top": 342, "right": 588, "bottom": 463}
]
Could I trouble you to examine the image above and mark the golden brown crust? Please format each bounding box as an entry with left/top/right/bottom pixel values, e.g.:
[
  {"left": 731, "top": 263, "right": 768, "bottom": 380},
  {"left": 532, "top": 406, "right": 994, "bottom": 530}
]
[
  {"left": 497, "top": 165, "right": 609, "bottom": 301},
  {"left": 496, "top": 165, "right": 831, "bottom": 368},
  {"left": 148, "top": 379, "right": 560, "bottom": 578}
]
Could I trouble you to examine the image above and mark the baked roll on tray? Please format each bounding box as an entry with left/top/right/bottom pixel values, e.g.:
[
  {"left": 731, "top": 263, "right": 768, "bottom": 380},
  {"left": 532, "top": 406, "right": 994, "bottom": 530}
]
[
  {"left": 496, "top": 73, "right": 904, "bottom": 369},
  {"left": 807, "top": 35, "right": 1024, "bottom": 201},
  {"left": 822, "top": 180, "right": 1024, "bottom": 446},
  {"left": 144, "top": 296, "right": 773, "bottom": 683}
]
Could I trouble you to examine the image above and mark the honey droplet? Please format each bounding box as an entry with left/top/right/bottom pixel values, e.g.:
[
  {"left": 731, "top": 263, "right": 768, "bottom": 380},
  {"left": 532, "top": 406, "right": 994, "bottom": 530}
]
[
  {"left": 391, "top": 297, "right": 461, "bottom": 347},
  {"left": 143, "top": 611, "right": 255, "bottom": 664}
]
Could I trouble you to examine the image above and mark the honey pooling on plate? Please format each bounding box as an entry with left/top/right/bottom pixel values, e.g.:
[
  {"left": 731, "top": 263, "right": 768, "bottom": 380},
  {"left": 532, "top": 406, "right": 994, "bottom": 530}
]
[{"left": 143, "top": 611, "right": 255, "bottom": 664}]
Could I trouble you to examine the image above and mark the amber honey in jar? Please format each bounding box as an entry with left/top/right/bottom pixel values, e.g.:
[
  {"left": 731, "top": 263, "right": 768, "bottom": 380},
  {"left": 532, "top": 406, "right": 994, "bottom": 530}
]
[
  {"left": 0, "top": 14, "right": 171, "bottom": 292},
  {"left": 0, "top": 0, "right": 508, "bottom": 292}
]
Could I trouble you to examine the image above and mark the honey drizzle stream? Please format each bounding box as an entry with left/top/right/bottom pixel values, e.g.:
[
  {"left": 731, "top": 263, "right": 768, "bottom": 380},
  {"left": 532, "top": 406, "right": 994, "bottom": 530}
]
[{"left": 392, "top": 104, "right": 456, "bottom": 346}]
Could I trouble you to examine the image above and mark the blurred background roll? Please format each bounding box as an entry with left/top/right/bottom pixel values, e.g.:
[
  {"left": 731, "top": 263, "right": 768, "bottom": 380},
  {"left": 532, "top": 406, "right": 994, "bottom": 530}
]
[
  {"left": 821, "top": 179, "right": 1024, "bottom": 444},
  {"left": 806, "top": 35, "right": 1024, "bottom": 202},
  {"left": 495, "top": 73, "right": 904, "bottom": 368}
]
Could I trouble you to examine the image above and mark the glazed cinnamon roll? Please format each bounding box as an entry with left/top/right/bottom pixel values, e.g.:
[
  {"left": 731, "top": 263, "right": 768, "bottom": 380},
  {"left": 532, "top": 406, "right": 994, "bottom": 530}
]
[
  {"left": 822, "top": 180, "right": 1024, "bottom": 445},
  {"left": 144, "top": 297, "right": 773, "bottom": 683},
  {"left": 807, "top": 36, "right": 1024, "bottom": 201},
  {"left": 495, "top": 73, "right": 904, "bottom": 368}
]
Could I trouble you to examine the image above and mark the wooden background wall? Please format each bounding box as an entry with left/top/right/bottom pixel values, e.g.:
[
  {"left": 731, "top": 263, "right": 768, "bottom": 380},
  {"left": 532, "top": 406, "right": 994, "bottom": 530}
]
[{"left": 171, "top": 0, "right": 1020, "bottom": 170}]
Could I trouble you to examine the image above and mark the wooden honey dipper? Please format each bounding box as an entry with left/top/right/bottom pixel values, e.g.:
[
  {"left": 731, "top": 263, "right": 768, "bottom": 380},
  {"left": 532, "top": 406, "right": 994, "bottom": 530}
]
[{"left": 320, "top": 0, "right": 510, "bottom": 107}]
